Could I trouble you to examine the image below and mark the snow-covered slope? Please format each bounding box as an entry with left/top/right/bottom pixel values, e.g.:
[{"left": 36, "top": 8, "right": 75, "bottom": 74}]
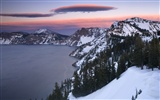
[
  {"left": 70, "top": 30, "right": 109, "bottom": 67},
  {"left": 0, "top": 32, "right": 26, "bottom": 44},
  {"left": 34, "top": 29, "right": 52, "bottom": 34},
  {"left": 69, "top": 66, "right": 160, "bottom": 100},
  {"left": 67, "top": 27, "right": 107, "bottom": 46}
]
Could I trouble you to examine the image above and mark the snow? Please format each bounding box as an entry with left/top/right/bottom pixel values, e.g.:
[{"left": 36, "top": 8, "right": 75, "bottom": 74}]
[
  {"left": 69, "top": 66, "right": 160, "bottom": 100},
  {"left": 75, "top": 56, "right": 86, "bottom": 67},
  {"left": 136, "top": 22, "right": 150, "bottom": 30},
  {"left": 35, "top": 29, "right": 48, "bottom": 34},
  {"left": 99, "top": 29, "right": 105, "bottom": 34},
  {"left": 142, "top": 36, "right": 152, "bottom": 42},
  {"left": 82, "top": 45, "right": 93, "bottom": 53},
  {"left": 77, "top": 36, "right": 95, "bottom": 46},
  {"left": 114, "top": 62, "right": 118, "bottom": 71},
  {"left": 112, "top": 21, "right": 118, "bottom": 28},
  {"left": 74, "top": 31, "right": 108, "bottom": 67},
  {"left": 0, "top": 39, "right": 11, "bottom": 44}
]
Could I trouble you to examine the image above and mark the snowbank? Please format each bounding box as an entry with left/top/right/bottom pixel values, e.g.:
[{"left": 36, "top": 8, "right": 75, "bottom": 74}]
[{"left": 69, "top": 66, "right": 160, "bottom": 100}]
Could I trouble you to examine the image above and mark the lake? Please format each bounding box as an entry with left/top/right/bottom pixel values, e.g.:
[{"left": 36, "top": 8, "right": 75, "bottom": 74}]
[{"left": 0, "top": 45, "right": 77, "bottom": 100}]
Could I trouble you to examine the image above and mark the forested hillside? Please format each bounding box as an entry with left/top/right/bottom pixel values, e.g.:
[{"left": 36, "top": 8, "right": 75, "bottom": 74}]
[{"left": 47, "top": 17, "right": 160, "bottom": 100}]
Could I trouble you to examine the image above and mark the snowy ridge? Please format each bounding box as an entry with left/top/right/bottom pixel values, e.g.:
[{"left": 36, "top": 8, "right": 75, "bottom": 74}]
[
  {"left": 0, "top": 32, "right": 24, "bottom": 44},
  {"left": 0, "top": 38, "right": 12, "bottom": 44},
  {"left": 69, "top": 66, "right": 160, "bottom": 100},
  {"left": 109, "top": 17, "right": 160, "bottom": 36},
  {"left": 35, "top": 29, "right": 49, "bottom": 34},
  {"left": 34, "top": 28, "right": 60, "bottom": 35},
  {"left": 0, "top": 29, "right": 68, "bottom": 45},
  {"left": 71, "top": 30, "right": 108, "bottom": 67},
  {"left": 67, "top": 27, "right": 107, "bottom": 46}
]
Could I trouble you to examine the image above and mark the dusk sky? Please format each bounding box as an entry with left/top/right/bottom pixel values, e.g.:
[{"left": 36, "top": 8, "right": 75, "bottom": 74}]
[{"left": 0, "top": 0, "right": 159, "bottom": 35}]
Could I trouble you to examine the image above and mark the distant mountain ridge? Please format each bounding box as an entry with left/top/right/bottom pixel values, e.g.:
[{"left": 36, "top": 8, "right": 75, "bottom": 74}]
[
  {"left": 34, "top": 29, "right": 52, "bottom": 34},
  {"left": 0, "top": 27, "right": 108, "bottom": 45},
  {"left": 0, "top": 29, "right": 69, "bottom": 45},
  {"left": 1, "top": 17, "right": 159, "bottom": 45}
]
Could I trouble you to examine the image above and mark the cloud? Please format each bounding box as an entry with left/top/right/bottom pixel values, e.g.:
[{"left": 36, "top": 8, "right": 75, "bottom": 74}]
[
  {"left": 51, "top": 4, "right": 116, "bottom": 14},
  {"left": 0, "top": 13, "right": 53, "bottom": 18},
  {"left": 0, "top": 4, "right": 116, "bottom": 18}
]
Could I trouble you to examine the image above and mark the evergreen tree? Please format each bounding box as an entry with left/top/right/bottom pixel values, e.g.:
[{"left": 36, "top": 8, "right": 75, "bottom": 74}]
[
  {"left": 64, "top": 89, "right": 68, "bottom": 100},
  {"left": 54, "top": 82, "right": 63, "bottom": 100},
  {"left": 72, "top": 72, "right": 81, "bottom": 97},
  {"left": 117, "top": 54, "right": 126, "bottom": 79},
  {"left": 111, "top": 63, "right": 116, "bottom": 81},
  {"left": 47, "top": 82, "right": 63, "bottom": 100},
  {"left": 143, "top": 42, "right": 149, "bottom": 66},
  {"left": 47, "top": 94, "right": 53, "bottom": 100},
  {"left": 149, "top": 38, "right": 159, "bottom": 70},
  {"left": 133, "top": 35, "right": 144, "bottom": 69}
]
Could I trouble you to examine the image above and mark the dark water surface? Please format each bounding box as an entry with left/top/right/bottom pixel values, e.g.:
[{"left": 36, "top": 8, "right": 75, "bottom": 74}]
[{"left": 0, "top": 45, "right": 76, "bottom": 100}]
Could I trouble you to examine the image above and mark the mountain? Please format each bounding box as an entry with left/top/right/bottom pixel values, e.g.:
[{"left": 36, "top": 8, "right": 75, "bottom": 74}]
[
  {"left": 66, "top": 27, "right": 107, "bottom": 46},
  {"left": 34, "top": 29, "right": 53, "bottom": 34},
  {"left": 62, "top": 17, "right": 159, "bottom": 100},
  {"left": 109, "top": 17, "right": 160, "bottom": 36},
  {"left": 70, "top": 17, "right": 160, "bottom": 68},
  {"left": 0, "top": 29, "right": 69, "bottom": 45},
  {"left": 68, "top": 66, "right": 160, "bottom": 100},
  {"left": 69, "top": 28, "right": 108, "bottom": 63}
]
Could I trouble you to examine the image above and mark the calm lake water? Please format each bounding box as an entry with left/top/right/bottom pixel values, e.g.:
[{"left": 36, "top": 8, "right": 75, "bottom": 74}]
[{"left": 0, "top": 45, "right": 77, "bottom": 100}]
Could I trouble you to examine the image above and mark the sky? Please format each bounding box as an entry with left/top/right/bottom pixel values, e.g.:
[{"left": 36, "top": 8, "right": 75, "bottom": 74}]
[{"left": 0, "top": 0, "right": 159, "bottom": 35}]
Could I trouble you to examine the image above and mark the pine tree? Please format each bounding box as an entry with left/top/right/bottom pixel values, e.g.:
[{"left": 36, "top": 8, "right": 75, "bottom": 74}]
[
  {"left": 64, "top": 89, "right": 68, "bottom": 100},
  {"left": 54, "top": 82, "right": 63, "bottom": 100},
  {"left": 133, "top": 35, "right": 144, "bottom": 69},
  {"left": 72, "top": 72, "right": 81, "bottom": 97},
  {"left": 117, "top": 54, "right": 126, "bottom": 79},
  {"left": 132, "top": 95, "right": 135, "bottom": 100},
  {"left": 143, "top": 42, "right": 149, "bottom": 66},
  {"left": 111, "top": 63, "right": 116, "bottom": 81},
  {"left": 149, "top": 37, "right": 159, "bottom": 70}
]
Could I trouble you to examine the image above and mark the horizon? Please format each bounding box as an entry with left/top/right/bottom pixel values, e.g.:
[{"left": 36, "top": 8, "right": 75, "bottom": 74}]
[{"left": 1, "top": 0, "right": 159, "bottom": 35}]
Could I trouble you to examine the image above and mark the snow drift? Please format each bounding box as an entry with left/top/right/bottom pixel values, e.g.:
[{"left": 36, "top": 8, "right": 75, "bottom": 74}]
[{"left": 69, "top": 66, "right": 160, "bottom": 100}]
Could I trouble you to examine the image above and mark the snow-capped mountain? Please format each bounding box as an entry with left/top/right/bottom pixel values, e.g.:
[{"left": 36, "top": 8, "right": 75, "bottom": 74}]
[
  {"left": 34, "top": 28, "right": 52, "bottom": 34},
  {"left": 65, "top": 17, "right": 160, "bottom": 100},
  {"left": 0, "top": 29, "right": 68, "bottom": 45},
  {"left": 109, "top": 17, "right": 160, "bottom": 36},
  {"left": 0, "top": 32, "right": 27, "bottom": 44},
  {"left": 66, "top": 27, "right": 107, "bottom": 46},
  {"left": 70, "top": 29, "right": 108, "bottom": 67},
  {"left": 2, "top": 17, "right": 158, "bottom": 46},
  {"left": 70, "top": 17, "right": 160, "bottom": 68}
]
